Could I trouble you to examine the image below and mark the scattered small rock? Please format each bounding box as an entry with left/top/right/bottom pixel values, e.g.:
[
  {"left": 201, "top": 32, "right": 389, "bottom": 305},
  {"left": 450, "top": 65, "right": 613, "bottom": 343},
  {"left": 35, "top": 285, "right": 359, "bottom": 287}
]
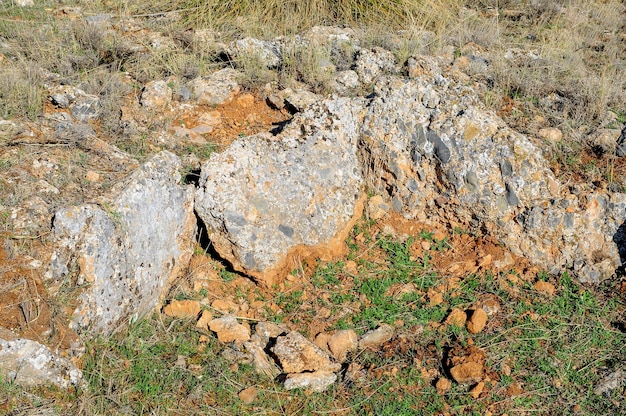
[
  {"left": 272, "top": 331, "right": 340, "bottom": 373},
  {"left": 466, "top": 308, "right": 488, "bottom": 334},
  {"left": 359, "top": 324, "right": 394, "bottom": 350},
  {"left": 209, "top": 315, "right": 250, "bottom": 343},
  {"left": 538, "top": 127, "right": 563, "bottom": 143},
  {"left": 141, "top": 80, "right": 172, "bottom": 110},
  {"left": 435, "top": 377, "right": 452, "bottom": 394},
  {"left": 238, "top": 386, "right": 258, "bottom": 403},
  {"left": 445, "top": 308, "right": 467, "bottom": 327},
  {"left": 284, "top": 371, "right": 337, "bottom": 393},
  {"left": 506, "top": 381, "right": 524, "bottom": 397},
  {"left": 189, "top": 68, "right": 240, "bottom": 106},
  {"left": 533, "top": 281, "right": 556, "bottom": 296},
  {"left": 470, "top": 381, "right": 485, "bottom": 398},
  {"left": 196, "top": 310, "right": 213, "bottom": 330},
  {"left": 327, "top": 330, "right": 358, "bottom": 362},
  {"left": 162, "top": 300, "right": 201, "bottom": 318},
  {"left": 594, "top": 369, "right": 626, "bottom": 395},
  {"left": 450, "top": 361, "right": 484, "bottom": 385}
]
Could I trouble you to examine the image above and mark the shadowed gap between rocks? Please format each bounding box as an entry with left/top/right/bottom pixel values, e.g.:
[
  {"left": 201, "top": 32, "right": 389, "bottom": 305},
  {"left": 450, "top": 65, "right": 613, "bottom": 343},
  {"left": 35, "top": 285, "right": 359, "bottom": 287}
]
[{"left": 613, "top": 221, "right": 626, "bottom": 277}]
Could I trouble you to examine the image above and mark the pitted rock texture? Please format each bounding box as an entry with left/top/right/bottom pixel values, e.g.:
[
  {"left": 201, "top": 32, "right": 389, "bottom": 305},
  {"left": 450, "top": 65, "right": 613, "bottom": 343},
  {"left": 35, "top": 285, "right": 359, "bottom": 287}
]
[
  {"left": 195, "top": 98, "right": 365, "bottom": 286},
  {"left": 48, "top": 151, "right": 195, "bottom": 336},
  {"left": 0, "top": 338, "right": 83, "bottom": 389},
  {"left": 358, "top": 59, "right": 625, "bottom": 282},
  {"left": 271, "top": 331, "right": 341, "bottom": 374}
]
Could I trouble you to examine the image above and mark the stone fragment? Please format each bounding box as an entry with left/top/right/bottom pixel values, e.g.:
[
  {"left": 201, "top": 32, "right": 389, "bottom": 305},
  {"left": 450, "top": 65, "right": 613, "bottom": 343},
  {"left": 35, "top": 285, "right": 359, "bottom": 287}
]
[
  {"left": 332, "top": 70, "right": 360, "bottom": 94},
  {"left": 211, "top": 299, "right": 239, "bottom": 313},
  {"left": 141, "top": 80, "right": 172, "bottom": 110},
  {"left": 227, "top": 37, "right": 282, "bottom": 68},
  {"left": 162, "top": 300, "right": 201, "bottom": 318},
  {"left": 450, "top": 362, "right": 484, "bottom": 384},
  {"left": 481, "top": 298, "right": 501, "bottom": 316},
  {"left": 533, "top": 281, "right": 556, "bottom": 296},
  {"left": 538, "top": 127, "right": 563, "bottom": 143},
  {"left": 445, "top": 308, "right": 467, "bottom": 327},
  {"left": 189, "top": 68, "right": 241, "bottom": 106},
  {"left": 48, "top": 152, "right": 195, "bottom": 336},
  {"left": 238, "top": 386, "right": 258, "bottom": 403},
  {"left": 209, "top": 316, "right": 250, "bottom": 343},
  {"left": 470, "top": 381, "right": 485, "bottom": 398},
  {"left": 466, "top": 308, "right": 488, "bottom": 334},
  {"left": 358, "top": 324, "right": 394, "bottom": 350},
  {"left": 327, "top": 330, "right": 358, "bottom": 362},
  {"left": 195, "top": 98, "right": 365, "bottom": 286},
  {"left": 284, "top": 371, "right": 337, "bottom": 393},
  {"left": 435, "top": 377, "right": 452, "bottom": 393},
  {"left": 196, "top": 310, "right": 213, "bottom": 330},
  {"left": 0, "top": 338, "right": 83, "bottom": 389},
  {"left": 251, "top": 321, "right": 287, "bottom": 346},
  {"left": 272, "top": 331, "right": 340, "bottom": 373}
]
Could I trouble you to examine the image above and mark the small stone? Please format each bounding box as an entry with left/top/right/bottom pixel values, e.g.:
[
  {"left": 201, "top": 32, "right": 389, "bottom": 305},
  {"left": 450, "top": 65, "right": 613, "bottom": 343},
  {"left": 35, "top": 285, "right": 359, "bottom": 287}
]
[
  {"left": 367, "top": 195, "right": 390, "bottom": 220},
  {"left": 314, "top": 332, "right": 332, "bottom": 352},
  {"left": 238, "top": 386, "right": 258, "bottom": 403},
  {"left": 359, "top": 324, "right": 394, "bottom": 350},
  {"left": 141, "top": 80, "right": 172, "bottom": 110},
  {"left": 466, "top": 308, "right": 488, "bottom": 334},
  {"left": 284, "top": 371, "right": 337, "bottom": 393},
  {"left": 343, "top": 260, "right": 357, "bottom": 273},
  {"left": 445, "top": 308, "right": 467, "bottom": 327},
  {"left": 85, "top": 171, "right": 101, "bottom": 183},
  {"left": 436, "top": 377, "right": 452, "bottom": 393},
  {"left": 533, "top": 281, "right": 556, "bottom": 296},
  {"left": 266, "top": 94, "right": 284, "bottom": 110},
  {"left": 450, "top": 362, "right": 484, "bottom": 384},
  {"left": 327, "top": 330, "right": 358, "bottom": 362},
  {"left": 470, "top": 381, "right": 485, "bottom": 398},
  {"left": 162, "top": 300, "right": 201, "bottom": 318},
  {"left": 243, "top": 342, "right": 279, "bottom": 378},
  {"left": 272, "top": 331, "right": 340, "bottom": 373},
  {"left": 506, "top": 381, "right": 524, "bottom": 396},
  {"left": 482, "top": 298, "right": 501, "bottom": 316},
  {"left": 209, "top": 315, "right": 250, "bottom": 343},
  {"left": 190, "top": 68, "right": 240, "bottom": 106},
  {"left": 429, "top": 291, "right": 444, "bottom": 306},
  {"left": 196, "top": 309, "right": 213, "bottom": 330},
  {"left": 538, "top": 127, "right": 563, "bottom": 143}
]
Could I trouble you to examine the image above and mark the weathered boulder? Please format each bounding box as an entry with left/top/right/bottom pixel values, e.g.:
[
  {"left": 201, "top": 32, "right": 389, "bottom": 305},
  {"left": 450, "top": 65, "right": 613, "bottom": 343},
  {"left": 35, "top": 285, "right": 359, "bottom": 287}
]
[
  {"left": 48, "top": 151, "right": 195, "bottom": 335},
  {"left": 358, "top": 57, "right": 625, "bottom": 282},
  {"left": 0, "top": 337, "right": 83, "bottom": 389},
  {"left": 195, "top": 98, "right": 365, "bottom": 286}
]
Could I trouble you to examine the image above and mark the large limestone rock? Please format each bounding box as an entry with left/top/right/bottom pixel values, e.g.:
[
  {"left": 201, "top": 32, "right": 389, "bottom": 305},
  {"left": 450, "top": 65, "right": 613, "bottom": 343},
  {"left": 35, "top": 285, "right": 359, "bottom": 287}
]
[
  {"left": 0, "top": 337, "right": 83, "bottom": 389},
  {"left": 195, "top": 98, "right": 365, "bottom": 286},
  {"left": 48, "top": 151, "right": 195, "bottom": 335},
  {"left": 358, "top": 56, "right": 625, "bottom": 282}
]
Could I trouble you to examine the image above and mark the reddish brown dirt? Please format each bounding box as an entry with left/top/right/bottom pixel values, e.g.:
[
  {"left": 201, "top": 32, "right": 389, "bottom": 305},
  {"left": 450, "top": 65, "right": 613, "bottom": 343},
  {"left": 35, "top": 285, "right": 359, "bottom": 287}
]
[
  {"left": 175, "top": 93, "right": 291, "bottom": 149},
  {"left": 0, "top": 245, "right": 79, "bottom": 353}
]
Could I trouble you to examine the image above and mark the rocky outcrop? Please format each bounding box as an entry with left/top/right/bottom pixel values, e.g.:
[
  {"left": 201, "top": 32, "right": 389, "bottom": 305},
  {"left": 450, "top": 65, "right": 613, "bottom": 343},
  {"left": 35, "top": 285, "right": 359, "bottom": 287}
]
[
  {"left": 357, "top": 57, "right": 625, "bottom": 283},
  {"left": 195, "top": 98, "right": 366, "bottom": 286},
  {"left": 47, "top": 151, "right": 195, "bottom": 335}
]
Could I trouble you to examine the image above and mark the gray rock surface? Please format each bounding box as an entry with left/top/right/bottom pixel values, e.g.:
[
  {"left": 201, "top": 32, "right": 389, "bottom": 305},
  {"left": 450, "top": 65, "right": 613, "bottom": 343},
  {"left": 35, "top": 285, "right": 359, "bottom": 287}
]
[
  {"left": 284, "top": 371, "right": 337, "bottom": 393},
  {"left": 189, "top": 68, "right": 240, "bottom": 106},
  {"left": 272, "top": 331, "right": 341, "bottom": 374},
  {"left": 141, "top": 80, "right": 172, "bottom": 110},
  {"left": 48, "top": 151, "right": 195, "bottom": 335},
  {"left": 354, "top": 47, "right": 398, "bottom": 84},
  {"left": 0, "top": 338, "right": 83, "bottom": 389},
  {"left": 227, "top": 37, "right": 283, "bottom": 68},
  {"left": 195, "top": 98, "right": 365, "bottom": 286},
  {"left": 358, "top": 59, "right": 625, "bottom": 283}
]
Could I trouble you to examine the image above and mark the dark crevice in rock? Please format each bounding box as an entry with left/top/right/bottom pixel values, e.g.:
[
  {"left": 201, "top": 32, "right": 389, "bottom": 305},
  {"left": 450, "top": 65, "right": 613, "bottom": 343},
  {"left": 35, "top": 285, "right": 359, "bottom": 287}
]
[
  {"left": 613, "top": 221, "right": 626, "bottom": 265},
  {"left": 193, "top": 210, "right": 240, "bottom": 277},
  {"left": 184, "top": 168, "right": 201, "bottom": 186}
]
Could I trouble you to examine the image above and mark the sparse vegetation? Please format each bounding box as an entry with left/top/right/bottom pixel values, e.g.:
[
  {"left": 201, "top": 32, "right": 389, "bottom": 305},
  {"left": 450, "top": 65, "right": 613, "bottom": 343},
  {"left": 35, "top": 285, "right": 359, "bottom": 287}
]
[{"left": 1, "top": 0, "right": 625, "bottom": 414}]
